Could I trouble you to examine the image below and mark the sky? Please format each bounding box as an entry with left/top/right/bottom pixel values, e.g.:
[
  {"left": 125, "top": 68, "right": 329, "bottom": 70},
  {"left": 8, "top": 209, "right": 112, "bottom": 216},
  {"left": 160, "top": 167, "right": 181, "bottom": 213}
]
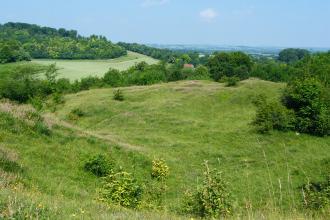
[{"left": 0, "top": 0, "right": 329, "bottom": 48}]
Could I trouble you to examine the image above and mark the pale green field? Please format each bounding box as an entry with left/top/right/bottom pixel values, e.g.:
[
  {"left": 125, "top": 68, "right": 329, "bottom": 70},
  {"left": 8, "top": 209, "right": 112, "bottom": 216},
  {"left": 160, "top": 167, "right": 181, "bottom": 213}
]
[{"left": 32, "top": 51, "right": 159, "bottom": 81}]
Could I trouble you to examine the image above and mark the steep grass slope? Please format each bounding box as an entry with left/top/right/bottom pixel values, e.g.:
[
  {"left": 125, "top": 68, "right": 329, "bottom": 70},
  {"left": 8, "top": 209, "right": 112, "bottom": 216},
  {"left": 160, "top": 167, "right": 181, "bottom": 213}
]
[
  {"left": 32, "top": 51, "right": 159, "bottom": 81},
  {"left": 0, "top": 101, "right": 181, "bottom": 219}
]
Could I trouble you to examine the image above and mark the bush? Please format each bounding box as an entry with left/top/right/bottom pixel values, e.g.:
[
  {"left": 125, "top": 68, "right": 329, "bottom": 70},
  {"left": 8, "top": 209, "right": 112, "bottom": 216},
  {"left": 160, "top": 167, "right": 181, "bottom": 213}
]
[
  {"left": 101, "top": 171, "right": 142, "bottom": 208},
  {"left": 224, "top": 76, "right": 240, "bottom": 87},
  {"left": 113, "top": 89, "right": 124, "bottom": 101},
  {"left": 183, "top": 162, "right": 232, "bottom": 218},
  {"left": 187, "top": 65, "right": 210, "bottom": 80},
  {"left": 51, "top": 92, "right": 65, "bottom": 105},
  {"left": 123, "top": 63, "right": 167, "bottom": 86},
  {"left": 302, "top": 176, "right": 330, "bottom": 209},
  {"left": 151, "top": 158, "right": 169, "bottom": 181},
  {"left": 207, "top": 52, "right": 252, "bottom": 81},
  {"left": 103, "top": 68, "right": 123, "bottom": 87},
  {"left": 253, "top": 99, "right": 295, "bottom": 133},
  {"left": 68, "top": 108, "right": 86, "bottom": 121},
  {"left": 283, "top": 77, "right": 329, "bottom": 136},
  {"left": 84, "top": 154, "right": 114, "bottom": 177},
  {"left": 78, "top": 76, "right": 103, "bottom": 91}
]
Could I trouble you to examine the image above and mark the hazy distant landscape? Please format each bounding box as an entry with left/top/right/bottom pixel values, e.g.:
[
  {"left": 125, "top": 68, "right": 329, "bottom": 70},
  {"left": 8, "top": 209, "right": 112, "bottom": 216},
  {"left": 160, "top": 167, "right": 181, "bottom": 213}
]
[{"left": 149, "top": 44, "right": 330, "bottom": 57}]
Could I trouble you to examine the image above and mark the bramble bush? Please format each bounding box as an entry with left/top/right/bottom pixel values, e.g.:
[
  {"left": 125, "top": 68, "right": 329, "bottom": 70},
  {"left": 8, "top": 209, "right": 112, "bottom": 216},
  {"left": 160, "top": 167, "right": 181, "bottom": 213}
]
[
  {"left": 100, "top": 171, "right": 142, "bottom": 208},
  {"left": 183, "top": 161, "right": 232, "bottom": 218},
  {"left": 84, "top": 154, "right": 114, "bottom": 177}
]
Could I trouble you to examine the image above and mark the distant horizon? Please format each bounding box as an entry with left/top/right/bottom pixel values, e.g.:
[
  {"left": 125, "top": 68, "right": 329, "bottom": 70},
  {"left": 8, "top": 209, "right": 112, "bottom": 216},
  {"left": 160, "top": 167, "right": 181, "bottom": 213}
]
[
  {"left": 0, "top": 0, "right": 330, "bottom": 48},
  {"left": 1, "top": 0, "right": 329, "bottom": 48},
  {"left": 2, "top": 20, "right": 330, "bottom": 50}
]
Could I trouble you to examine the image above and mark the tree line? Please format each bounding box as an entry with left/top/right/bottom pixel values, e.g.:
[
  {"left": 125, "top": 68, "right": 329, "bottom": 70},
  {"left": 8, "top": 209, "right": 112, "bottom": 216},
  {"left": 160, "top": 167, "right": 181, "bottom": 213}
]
[{"left": 0, "top": 22, "right": 127, "bottom": 63}]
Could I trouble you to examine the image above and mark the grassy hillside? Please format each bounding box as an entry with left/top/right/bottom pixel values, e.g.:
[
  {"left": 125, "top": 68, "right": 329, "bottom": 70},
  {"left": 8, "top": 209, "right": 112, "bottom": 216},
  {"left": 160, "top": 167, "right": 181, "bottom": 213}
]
[
  {"left": 1, "top": 79, "right": 329, "bottom": 219},
  {"left": 32, "top": 51, "right": 159, "bottom": 81},
  {"left": 51, "top": 79, "right": 329, "bottom": 214}
]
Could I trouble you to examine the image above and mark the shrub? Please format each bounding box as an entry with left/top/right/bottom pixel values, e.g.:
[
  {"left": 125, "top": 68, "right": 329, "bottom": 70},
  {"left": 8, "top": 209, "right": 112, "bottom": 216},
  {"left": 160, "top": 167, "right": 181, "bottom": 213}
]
[
  {"left": 253, "top": 100, "right": 295, "bottom": 133},
  {"left": 28, "top": 96, "right": 44, "bottom": 111},
  {"left": 123, "top": 63, "right": 167, "bottom": 86},
  {"left": 183, "top": 162, "right": 232, "bottom": 218},
  {"left": 78, "top": 76, "right": 103, "bottom": 91},
  {"left": 68, "top": 108, "right": 86, "bottom": 121},
  {"left": 187, "top": 65, "right": 210, "bottom": 80},
  {"left": 283, "top": 77, "right": 329, "bottom": 136},
  {"left": 302, "top": 176, "right": 330, "bottom": 209},
  {"left": 84, "top": 154, "right": 114, "bottom": 177},
  {"left": 100, "top": 171, "right": 142, "bottom": 208},
  {"left": 166, "top": 65, "right": 184, "bottom": 82},
  {"left": 151, "top": 158, "right": 169, "bottom": 181},
  {"left": 143, "top": 158, "right": 170, "bottom": 208},
  {"left": 103, "top": 68, "right": 123, "bottom": 87},
  {"left": 113, "top": 89, "right": 124, "bottom": 101},
  {"left": 51, "top": 92, "right": 65, "bottom": 105},
  {"left": 224, "top": 76, "right": 240, "bottom": 87}
]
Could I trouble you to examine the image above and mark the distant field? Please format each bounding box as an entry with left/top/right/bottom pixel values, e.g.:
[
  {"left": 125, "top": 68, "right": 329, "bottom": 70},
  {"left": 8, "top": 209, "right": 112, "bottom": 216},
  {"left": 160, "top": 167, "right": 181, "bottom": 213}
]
[{"left": 32, "top": 51, "right": 158, "bottom": 81}]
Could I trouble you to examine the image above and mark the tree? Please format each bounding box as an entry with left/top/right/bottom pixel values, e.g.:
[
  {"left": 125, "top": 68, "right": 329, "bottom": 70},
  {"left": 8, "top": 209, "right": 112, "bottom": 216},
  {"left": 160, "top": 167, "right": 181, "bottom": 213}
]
[
  {"left": 278, "top": 48, "right": 310, "bottom": 64},
  {"left": 207, "top": 52, "right": 252, "bottom": 81},
  {"left": 282, "top": 77, "right": 329, "bottom": 136}
]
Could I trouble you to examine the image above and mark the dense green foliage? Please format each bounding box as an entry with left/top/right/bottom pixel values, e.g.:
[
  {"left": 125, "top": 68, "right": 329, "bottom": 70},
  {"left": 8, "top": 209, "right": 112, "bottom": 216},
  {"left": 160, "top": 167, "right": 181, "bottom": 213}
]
[
  {"left": 0, "top": 40, "right": 30, "bottom": 63},
  {"left": 283, "top": 77, "right": 329, "bottom": 136},
  {"left": 278, "top": 48, "right": 310, "bottom": 63},
  {"left": 302, "top": 176, "right": 330, "bottom": 209},
  {"left": 254, "top": 77, "right": 329, "bottom": 136},
  {"left": 251, "top": 51, "right": 330, "bottom": 85},
  {"left": 0, "top": 22, "right": 126, "bottom": 61},
  {"left": 207, "top": 52, "right": 253, "bottom": 81},
  {"left": 253, "top": 97, "right": 295, "bottom": 133},
  {"left": 84, "top": 154, "right": 114, "bottom": 177},
  {"left": 101, "top": 172, "right": 143, "bottom": 208}
]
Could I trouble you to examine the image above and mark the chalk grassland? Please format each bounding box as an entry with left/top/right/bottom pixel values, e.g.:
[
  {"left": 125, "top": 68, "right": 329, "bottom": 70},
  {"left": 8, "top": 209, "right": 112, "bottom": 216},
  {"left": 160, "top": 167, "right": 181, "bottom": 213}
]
[
  {"left": 52, "top": 79, "right": 330, "bottom": 215},
  {"left": 32, "top": 51, "right": 159, "bottom": 81},
  {"left": 0, "top": 79, "right": 329, "bottom": 219}
]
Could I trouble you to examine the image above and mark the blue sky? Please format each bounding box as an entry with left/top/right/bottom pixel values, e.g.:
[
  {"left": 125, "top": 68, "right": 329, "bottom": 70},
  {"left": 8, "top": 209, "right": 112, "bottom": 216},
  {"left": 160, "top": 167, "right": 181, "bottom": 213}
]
[{"left": 0, "top": 0, "right": 329, "bottom": 47}]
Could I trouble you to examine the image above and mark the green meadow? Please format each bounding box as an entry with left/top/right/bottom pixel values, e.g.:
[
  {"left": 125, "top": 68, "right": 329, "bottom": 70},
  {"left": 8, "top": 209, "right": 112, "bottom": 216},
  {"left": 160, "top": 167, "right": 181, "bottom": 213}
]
[
  {"left": 1, "top": 77, "right": 329, "bottom": 219},
  {"left": 32, "top": 51, "right": 158, "bottom": 81}
]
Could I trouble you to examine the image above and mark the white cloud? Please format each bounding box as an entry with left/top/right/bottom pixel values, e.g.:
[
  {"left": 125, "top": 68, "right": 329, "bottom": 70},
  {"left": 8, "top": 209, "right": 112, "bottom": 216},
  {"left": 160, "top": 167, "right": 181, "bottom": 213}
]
[
  {"left": 141, "top": 0, "right": 169, "bottom": 8},
  {"left": 200, "top": 8, "right": 218, "bottom": 22}
]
